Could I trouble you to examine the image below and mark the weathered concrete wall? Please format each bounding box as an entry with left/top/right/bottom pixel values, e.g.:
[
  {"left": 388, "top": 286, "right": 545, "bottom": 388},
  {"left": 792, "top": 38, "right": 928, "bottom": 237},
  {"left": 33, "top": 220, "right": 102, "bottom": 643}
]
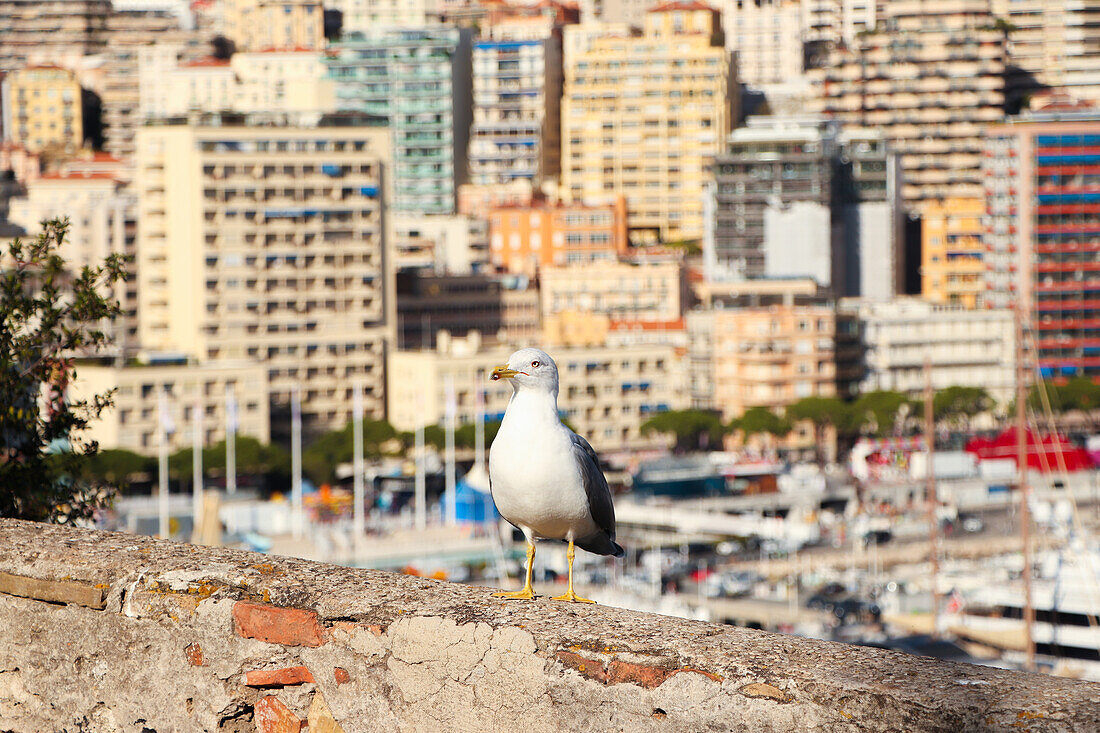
[{"left": 0, "top": 518, "right": 1097, "bottom": 733}]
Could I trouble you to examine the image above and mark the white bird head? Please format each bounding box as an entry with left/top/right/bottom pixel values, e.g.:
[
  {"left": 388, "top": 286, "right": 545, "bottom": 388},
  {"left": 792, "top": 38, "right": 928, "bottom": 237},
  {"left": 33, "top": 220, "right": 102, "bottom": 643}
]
[{"left": 489, "top": 347, "right": 559, "bottom": 395}]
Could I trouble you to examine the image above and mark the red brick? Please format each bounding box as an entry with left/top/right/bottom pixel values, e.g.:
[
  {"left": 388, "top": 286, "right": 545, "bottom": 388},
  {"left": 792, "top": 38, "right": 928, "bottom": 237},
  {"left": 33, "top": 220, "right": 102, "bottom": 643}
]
[
  {"left": 607, "top": 660, "right": 675, "bottom": 689},
  {"left": 184, "top": 642, "right": 204, "bottom": 666},
  {"left": 555, "top": 651, "right": 608, "bottom": 683},
  {"left": 333, "top": 667, "right": 351, "bottom": 685},
  {"left": 232, "top": 602, "right": 324, "bottom": 647},
  {"left": 245, "top": 666, "right": 315, "bottom": 687},
  {"left": 254, "top": 695, "right": 302, "bottom": 733}
]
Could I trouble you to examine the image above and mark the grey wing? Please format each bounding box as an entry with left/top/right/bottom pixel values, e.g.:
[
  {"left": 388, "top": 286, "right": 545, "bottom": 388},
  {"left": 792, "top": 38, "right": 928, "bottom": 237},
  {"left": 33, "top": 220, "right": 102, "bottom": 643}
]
[{"left": 569, "top": 432, "right": 616, "bottom": 538}]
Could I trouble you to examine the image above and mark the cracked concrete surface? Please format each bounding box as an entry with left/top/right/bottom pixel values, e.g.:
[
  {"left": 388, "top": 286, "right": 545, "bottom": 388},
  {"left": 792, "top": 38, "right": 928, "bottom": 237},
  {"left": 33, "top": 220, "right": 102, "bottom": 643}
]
[{"left": 1, "top": 519, "right": 1099, "bottom": 732}]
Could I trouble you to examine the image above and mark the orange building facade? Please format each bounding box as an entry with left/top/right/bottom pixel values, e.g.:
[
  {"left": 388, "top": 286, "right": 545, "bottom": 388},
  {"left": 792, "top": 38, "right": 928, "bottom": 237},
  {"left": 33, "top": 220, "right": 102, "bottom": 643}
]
[{"left": 488, "top": 196, "right": 628, "bottom": 275}]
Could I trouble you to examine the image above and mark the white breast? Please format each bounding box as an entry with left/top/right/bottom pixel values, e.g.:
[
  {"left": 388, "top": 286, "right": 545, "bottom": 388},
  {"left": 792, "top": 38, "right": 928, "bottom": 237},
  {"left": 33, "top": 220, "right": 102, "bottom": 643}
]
[{"left": 488, "top": 396, "right": 598, "bottom": 542}]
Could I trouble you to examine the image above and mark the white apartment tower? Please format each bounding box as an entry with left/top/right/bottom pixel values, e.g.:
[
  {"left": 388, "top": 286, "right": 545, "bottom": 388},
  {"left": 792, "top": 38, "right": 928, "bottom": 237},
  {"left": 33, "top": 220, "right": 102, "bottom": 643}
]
[
  {"left": 469, "top": 21, "right": 563, "bottom": 187},
  {"left": 134, "top": 116, "right": 392, "bottom": 431}
]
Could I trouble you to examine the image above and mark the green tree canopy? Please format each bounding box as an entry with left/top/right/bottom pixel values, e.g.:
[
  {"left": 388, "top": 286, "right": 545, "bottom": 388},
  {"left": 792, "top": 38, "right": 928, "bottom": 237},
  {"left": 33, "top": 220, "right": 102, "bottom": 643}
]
[
  {"left": 1, "top": 219, "right": 128, "bottom": 522},
  {"left": 302, "top": 419, "right": 396, "bottom": 485},
  {"left": 77, "top": 448, "right": 154, "bottom": 489},
  {"left": 1029, "top": 377, "right": 1100, "bottom": 414},
  {"left": 641, "top": 409, "right": 727, "bottom": 452},
  {"left": 198, "top": 437, "right": 290, "bottom": 491},
  {"left": 733, "top": 407, "right": 791, "bottom": 439},
  {"left": 785, "top": 396, "right": 851, "bottom": 463},
  {"left": 785, "top": 396, "right": 850, "bottom": 428},
  {"left": 933, "top": 386, "right": 994, "bottom": 426},
  {"left": 851, "top": 390, "right": 913, "bottom": 437}
]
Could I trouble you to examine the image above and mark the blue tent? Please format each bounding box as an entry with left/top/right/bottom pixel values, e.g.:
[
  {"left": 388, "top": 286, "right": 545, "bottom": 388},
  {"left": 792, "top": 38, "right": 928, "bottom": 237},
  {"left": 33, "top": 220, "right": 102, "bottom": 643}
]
[{"left": 452, "top": 479, "right": 499, "bottom": 525}]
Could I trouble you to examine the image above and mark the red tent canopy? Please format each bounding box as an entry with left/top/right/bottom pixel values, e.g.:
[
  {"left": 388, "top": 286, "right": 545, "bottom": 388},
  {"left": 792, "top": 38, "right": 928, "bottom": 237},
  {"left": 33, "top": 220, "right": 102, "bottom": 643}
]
[{"left": 965, "top": 429, "right": 1095, "bottom": 472}]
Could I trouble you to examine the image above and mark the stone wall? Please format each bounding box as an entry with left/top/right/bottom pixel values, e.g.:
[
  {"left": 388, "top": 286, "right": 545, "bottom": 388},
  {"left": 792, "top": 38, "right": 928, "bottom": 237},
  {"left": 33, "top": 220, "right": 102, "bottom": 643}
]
[{"left": 0, "top": 518, "right": 1097, "bottom": 732}]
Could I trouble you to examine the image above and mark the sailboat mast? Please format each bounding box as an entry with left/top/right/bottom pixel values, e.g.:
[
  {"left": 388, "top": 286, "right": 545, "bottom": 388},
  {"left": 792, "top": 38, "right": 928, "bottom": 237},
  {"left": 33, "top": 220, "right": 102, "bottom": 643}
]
[
  {"left": 1015, "top": 303, "right": 1037, "bottom": 671},
  {"left": 924, "top": 358, "right": 940, "bottom": 637}
]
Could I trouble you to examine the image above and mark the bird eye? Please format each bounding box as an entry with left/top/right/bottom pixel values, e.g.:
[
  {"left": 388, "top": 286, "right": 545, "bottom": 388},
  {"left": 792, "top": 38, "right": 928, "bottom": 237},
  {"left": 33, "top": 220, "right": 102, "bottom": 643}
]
[{"left": 531, "top": 360, "right": 540, "bottom": 368}]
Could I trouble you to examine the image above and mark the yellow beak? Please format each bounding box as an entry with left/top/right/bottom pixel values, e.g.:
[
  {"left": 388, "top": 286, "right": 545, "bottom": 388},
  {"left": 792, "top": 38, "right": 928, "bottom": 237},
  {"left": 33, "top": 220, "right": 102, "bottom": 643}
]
[{"left": 490, "top": 365, "right": 519, "bottom": 381}]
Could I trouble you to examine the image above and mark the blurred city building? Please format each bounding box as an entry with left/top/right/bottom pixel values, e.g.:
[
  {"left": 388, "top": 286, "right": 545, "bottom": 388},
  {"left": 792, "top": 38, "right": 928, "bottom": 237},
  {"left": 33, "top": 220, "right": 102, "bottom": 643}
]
[
  {"left": 326, "top": 26, "right": 473, "bottom": 215},
  {"left": 7, "top": 164, "right": 138, "bottom": 357},
  {"left": 991, "top": 0, "right": 1100, "bottom": 109},
  {"left": 325, "top": 0, "right": 437, "bottom": 32},
  {"left": 1, "top": 66, "right": 85, "bottom": 155},
  {"left": 0, "top": 0, "right": 111, "bottom": 74},
  {"left": 705, "top": 117, "right": 903, "bottom": 299},
  {"left": 687, "top": 279, "right": 841, "bottom": 425},
  {"left": 984, "top": 109, "right": 1100, "bottom": 379},
  {"left": 469, "top": 16, "right": 563, "bottom": 190},
  {"left": 221, "top": 0, "right": 324, "bottom": 53},
  {"left": 810, "top": 0, "right": 1007, "bottom": 206},
  {"left": 68, "top": 360, "right": 270, "bottom": 453},
  {"left": 487, "top": 196, "right": 627, "bottom": 275},
  {"left": 457, "top": 179, "right": 535, "bottom": 216},
  {"left": 390, "top": 212, "right": 489, "bottom": 273},
  {"left": 920, "top": 197, "right": 986, "bottom": 308},
  {"left": 561, "top": 3, "right": 735, "bottom": 244},
  {"left": 134, "top": 114, "right": 391, "bottom": 432},
  {"left": 539, "top": 260, "right": 686, "bottom": 323},
  {"left": 99, "top": 7, "right": 198, "bottom": 161},
  {"left": 395, "top": 270, "right": 538, "bottom": 349},
  {"left": 840, "top": 297, "right": 1015, "bottom": 404}
]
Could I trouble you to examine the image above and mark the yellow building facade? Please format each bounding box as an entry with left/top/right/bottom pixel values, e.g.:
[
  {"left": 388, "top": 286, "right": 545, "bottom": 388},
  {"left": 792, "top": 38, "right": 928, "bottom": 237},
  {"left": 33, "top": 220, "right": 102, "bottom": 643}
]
[
  {"left": 1, "top": 66, "right": 83, "bottom": 154},
  {"left": 561, "top": 2, "right": 734, "bottom": 244},
  {"left": 920, "top": 197, "right": 986, "bottom": 309},
  {"left": 222, "top": 0, "right": 324, "bottom": 52}
]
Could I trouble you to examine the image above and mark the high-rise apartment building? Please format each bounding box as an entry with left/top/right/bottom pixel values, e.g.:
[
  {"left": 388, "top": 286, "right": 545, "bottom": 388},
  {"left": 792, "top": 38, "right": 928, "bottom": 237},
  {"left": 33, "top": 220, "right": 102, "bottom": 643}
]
[
  {"left": 99, "top": 9, "right": 197, "bottom": 161},
  {"left": 561, "top": 3, "right": 734, "bottom": 244},
  {"left": 706, "top": 117, "right": 838, "bottom": 281},
  {"left": 991, "top": 0, "right": 1100, "bottom": 107},
  {"left": 327, "top": 27, "right": 473, "bottom": 215},
  {"left": 222, "top": 0, "right": 324, "bottom": 52},
  {"left": 920, "top": 197, "right": 986, "bottom": 308},
  {"left": 811, "top": 0, "right": 1007, "bottom": 206},
  {"left": 324, "top": 0, "right": 436, "bottom": 33},
  {"left": 469, "top": 21, "right": 563, "bottom": 187},
  {"left": 8, "top": 168, "right": 138, "bottom": 356},
  {"left": 134, "top": 115, "right": 392, "bottom": 432},
  {"left": 800, "top": 0, "right": 876, "bottom": 68},
  {"left": 488, "top": 197, "right": 627, "bottom": 275},
  {"left": 0, "top": 0, "right": 110, "bottom": 73},
  {"left": 984, "top": 111, "right": 1100, "bottom": 378},
  {"left": 721, "top": 0, "right": 802, "bottom": 87},
  {"left": 1, "top": 66, "right": 84, "bottom": 154},
  {"left": 837, "top": 128, "right": 906, "bottom": 301}
]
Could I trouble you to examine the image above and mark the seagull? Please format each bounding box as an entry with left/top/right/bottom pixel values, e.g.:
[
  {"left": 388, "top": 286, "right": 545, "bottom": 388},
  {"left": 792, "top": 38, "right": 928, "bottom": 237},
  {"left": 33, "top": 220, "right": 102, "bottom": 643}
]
[{"left": 488, "top": 347, "right": 624, "bottom": 603}]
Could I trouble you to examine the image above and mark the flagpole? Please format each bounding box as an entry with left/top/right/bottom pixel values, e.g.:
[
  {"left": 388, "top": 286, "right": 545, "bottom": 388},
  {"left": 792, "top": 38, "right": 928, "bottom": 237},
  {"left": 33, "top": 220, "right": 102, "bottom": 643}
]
[
  {"left": 192, "top": 396, "right": 203, "bottom": 541},
  {"left": 352, "top": 381, "right": 365, "bottom": 551},
  {"left": 414, "top": 395, "right": 426, "bottom": 531},
  {"left": 444, "top": 374, "right": 456, "bottom": 527},
  {"left": 291, "top": 385, "right": 303, "bottom": 540},
  {"left": 225, "top": 384, "right": 237, "bottom": 495},
  {"left": 158, "top": 389, "right": 170, "bottom": 539},
  {"left": 474, "top": 375, "right": 485, "bottom": 472}
]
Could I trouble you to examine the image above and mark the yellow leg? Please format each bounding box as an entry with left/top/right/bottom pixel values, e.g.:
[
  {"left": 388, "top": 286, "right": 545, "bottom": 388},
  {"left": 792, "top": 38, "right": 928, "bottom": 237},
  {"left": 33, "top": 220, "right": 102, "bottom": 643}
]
[
  {"left": 552, "top": 540, "right": 595, "bottom": 604},
  {"left": 493, "top": 540, "right": 535, "bottom": 600}
]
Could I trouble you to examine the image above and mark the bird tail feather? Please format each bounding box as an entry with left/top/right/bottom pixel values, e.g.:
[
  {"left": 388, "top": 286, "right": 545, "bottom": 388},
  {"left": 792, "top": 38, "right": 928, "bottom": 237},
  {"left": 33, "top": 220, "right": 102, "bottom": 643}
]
[{"left": 577, "top": 533, "right": 625, "bottom": 558}]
